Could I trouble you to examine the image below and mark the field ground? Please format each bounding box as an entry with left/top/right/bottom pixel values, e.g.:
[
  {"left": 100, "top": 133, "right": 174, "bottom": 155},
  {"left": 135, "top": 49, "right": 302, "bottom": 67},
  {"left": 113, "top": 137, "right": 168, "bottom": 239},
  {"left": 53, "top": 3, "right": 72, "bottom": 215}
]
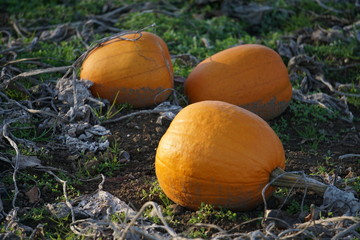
[{"left": 0, "top": 0, "right": 359, "bottom": 239}]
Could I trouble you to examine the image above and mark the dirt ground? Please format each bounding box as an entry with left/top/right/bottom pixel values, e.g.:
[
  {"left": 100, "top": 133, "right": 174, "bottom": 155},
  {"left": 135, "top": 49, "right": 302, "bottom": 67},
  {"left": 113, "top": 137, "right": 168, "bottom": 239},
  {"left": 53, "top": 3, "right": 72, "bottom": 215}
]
[
  {"left": 76, "top": 96, "right": 360, "bottom": 232},
  {"left": 0, "top": 85, "right": 359, "bottom": 236},
  {"left": 1, "top": 1, "right": 359, "bottom": 238}
]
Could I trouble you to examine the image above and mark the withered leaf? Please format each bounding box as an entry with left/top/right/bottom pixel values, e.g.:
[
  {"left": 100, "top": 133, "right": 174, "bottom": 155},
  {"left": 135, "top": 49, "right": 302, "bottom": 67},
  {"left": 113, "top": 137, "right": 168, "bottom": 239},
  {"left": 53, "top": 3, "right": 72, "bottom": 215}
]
[{"left": 25, "top": 186, "right": 40, "bottom": 204}]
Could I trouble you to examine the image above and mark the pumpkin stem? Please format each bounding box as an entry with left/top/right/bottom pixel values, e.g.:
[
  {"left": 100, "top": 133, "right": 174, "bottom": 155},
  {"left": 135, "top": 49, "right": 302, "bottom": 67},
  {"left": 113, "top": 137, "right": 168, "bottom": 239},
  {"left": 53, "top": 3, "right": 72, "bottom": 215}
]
[{"left": 270, "top": 167, "right": 328, "bottom": 195}]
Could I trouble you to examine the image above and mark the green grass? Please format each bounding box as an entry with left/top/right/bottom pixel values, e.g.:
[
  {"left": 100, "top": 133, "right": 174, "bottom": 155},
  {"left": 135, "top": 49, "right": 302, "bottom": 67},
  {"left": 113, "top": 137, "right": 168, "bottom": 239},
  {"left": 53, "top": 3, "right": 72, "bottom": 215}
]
[
  {"left": 295, "top": 123, "right": 326, "bottom": 151},
  {"left": 346, "top": 176, "right": 360, "bottom": 193},
  {"left": 289, "top": 100, "right": 339, "bottom": 124},
  {"left": 11, "top": 122, "right": 54, "bottom": 142},
  {"left": 188, "top": 203, "right": 237, "bottom": 224},
  {"left": 285, "top": 200, "right": 310, "bottom": 215},
  {"left": 117, "top": 12, "right": 248, "bottom": 59},
  {"left": 3, "top": 0, "right": 111, "bottom": 24},
  {"left": 186, "top": 203, "right": 237, "bottom": 238},
  {"left": 348, "top": 87, "right": 360, "bottom": 107},
  {"left": 91, "top": 95, "right": 132, "bottom": 123},
  {"left": 4, "top": 88, "right": 30, "bottom": 101},
  {"left": 284, "top": 12, "right": 313, "bottom": 32},
  {"left": 13, "top": 37, "right": 83, "bottom": 73},
  {"left": 270, "top": 116, "right": 290, "bottom": 143},
  {"left": 45, "top": 214, "right": 80, "bottom": 240},
  {"left": 305, "top": 39, "right": 360, "bottom": 63},
  {"left": 270, "top": 100, "right": 341, "bottom": 150},
  {"left": 141, "top": 180, "right": 173, "bottom": 207},
  {"left": 75, "top": 141, "right": 125, "bottom": 178},
  {"left": 1, "top": 166, "right": 85, "bottom": 239},
  {"left": 140, "top": 181, "right": 179, "bottom": 225}
]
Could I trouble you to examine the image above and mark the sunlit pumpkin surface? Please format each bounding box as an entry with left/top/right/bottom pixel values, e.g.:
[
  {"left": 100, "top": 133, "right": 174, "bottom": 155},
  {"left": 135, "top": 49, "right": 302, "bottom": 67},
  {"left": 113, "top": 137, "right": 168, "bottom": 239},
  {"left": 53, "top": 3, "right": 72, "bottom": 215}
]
[
  {"left": 155, "top": 101, "right": 286, "bottom": 211},
  {"left": 80, "top": 31, "right": 173, "bottom": 108},
  {"left": 184, "top": 44, "right": 292, "bottom": 120}
]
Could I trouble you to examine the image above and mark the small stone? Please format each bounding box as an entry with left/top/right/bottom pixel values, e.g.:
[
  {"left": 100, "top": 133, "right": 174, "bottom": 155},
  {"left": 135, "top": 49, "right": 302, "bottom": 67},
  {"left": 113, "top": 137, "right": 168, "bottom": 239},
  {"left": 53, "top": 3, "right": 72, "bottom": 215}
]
[
  {"left": 119, "top": 159, "right": 129, "bottom": 164},
  {"left": 126, "top": 122, "right": 141, "bottom": 130},
  {"left": 132, "top": 135, "right": 140, "bottom": 142}
]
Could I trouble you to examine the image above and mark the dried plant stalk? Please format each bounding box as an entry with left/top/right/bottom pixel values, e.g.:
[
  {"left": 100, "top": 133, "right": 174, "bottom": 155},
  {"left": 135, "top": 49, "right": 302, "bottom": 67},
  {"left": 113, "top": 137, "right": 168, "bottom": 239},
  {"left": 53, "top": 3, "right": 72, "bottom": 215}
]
[{"left": 270, "top": 167, "right": 328, "bottom": 195}]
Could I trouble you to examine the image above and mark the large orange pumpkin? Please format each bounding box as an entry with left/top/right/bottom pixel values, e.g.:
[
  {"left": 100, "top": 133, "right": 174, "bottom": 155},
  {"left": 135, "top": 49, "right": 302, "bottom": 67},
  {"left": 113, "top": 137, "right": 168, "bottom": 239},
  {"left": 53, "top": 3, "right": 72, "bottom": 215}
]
[
  {"left": 80, "top": 32, "right": 173, "bottom": 108},
  {"left": 155, "top": 100, "right": 285, "bottom": 211},
  {"left": 184, "top": 44, "right": 292, "bottom": 120}
]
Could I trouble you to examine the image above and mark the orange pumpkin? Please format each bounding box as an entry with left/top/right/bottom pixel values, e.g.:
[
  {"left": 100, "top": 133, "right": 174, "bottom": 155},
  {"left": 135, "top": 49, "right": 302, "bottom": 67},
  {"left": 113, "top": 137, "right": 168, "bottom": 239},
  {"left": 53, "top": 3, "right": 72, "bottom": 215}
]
[
  {"left": 80, "top": 32, "right": 173, "bottom": 108},
  {"left": 184, "top": 44, "right": 292, "bottom": 120},
  {"left": 155, "top": 100, "right": 285, "bottom": 211}
]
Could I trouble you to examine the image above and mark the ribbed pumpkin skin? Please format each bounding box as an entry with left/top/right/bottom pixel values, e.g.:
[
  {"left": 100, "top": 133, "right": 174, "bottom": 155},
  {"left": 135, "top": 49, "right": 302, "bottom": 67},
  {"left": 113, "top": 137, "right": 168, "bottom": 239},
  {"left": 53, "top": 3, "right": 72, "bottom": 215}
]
[
  {"left": 184, "top": 44, "right": 292, "bottom": 120},
  {"left": 155, "top": 101, "right": 285, "bottom": 211},
  {"left": 80, "top": 32, "right": 173, "bottom": 108}
]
